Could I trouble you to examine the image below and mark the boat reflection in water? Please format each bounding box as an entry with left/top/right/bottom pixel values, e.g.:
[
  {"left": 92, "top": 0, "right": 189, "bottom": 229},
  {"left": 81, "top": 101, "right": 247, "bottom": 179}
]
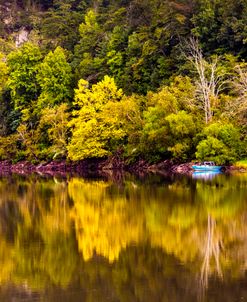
[{"left": 192, "top": 171, "right": 222, "bottom": 180}]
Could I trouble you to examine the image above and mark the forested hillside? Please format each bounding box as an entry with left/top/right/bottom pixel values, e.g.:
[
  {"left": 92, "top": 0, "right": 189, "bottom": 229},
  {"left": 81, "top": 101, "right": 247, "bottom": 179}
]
[{"left": 0, "top": 0, "right": 246, "bottom": 164}]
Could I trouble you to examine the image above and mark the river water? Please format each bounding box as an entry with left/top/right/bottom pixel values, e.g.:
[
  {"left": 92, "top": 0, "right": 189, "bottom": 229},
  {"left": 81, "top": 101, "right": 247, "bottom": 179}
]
[{"left": 0, "top": 172, "right": 246, "bottom": 302}]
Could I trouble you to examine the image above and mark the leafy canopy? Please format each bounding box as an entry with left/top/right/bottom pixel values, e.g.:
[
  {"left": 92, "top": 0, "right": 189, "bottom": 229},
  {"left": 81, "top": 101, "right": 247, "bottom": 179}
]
[{"left": 67, "top": 76, "right": 125, "bottom": 160}]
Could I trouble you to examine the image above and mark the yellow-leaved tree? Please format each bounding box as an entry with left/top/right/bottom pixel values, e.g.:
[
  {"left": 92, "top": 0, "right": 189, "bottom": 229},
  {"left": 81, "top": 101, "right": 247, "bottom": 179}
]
[{"left": 67, "top": 76, "right": 126, "bottom": 160}]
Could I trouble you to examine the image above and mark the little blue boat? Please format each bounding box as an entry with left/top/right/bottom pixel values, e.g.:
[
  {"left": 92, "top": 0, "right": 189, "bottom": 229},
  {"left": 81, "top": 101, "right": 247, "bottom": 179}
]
[{"left": 192, "top": 161, "right": 222, "bottom": 172}]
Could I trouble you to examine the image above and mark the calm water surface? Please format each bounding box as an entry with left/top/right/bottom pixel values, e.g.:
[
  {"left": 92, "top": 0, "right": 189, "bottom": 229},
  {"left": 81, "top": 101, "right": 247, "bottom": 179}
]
[{"left": 0, "top": 172, "right": 246, "bottom": 302}]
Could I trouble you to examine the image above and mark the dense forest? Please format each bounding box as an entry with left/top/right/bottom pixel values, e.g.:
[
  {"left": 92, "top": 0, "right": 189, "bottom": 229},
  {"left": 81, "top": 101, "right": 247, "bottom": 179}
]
[{"left": 0, "top": 0, "right": 246, "bottom": 164}]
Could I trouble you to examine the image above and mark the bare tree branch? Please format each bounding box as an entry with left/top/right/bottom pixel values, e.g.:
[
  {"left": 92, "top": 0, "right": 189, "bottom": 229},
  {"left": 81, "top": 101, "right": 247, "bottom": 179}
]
[{"left": 182, "top": 37, "right": 227, "bottom": 123}]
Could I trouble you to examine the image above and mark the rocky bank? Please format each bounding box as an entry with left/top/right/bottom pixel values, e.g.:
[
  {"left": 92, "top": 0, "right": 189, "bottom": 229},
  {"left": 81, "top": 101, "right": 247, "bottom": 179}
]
[{"left": 0, "top": 158, "right": 195, "bottom": 176}]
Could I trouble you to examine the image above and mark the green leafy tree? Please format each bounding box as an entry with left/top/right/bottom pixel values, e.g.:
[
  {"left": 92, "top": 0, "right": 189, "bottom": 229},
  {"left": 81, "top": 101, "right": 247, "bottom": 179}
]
[
  {"left": 37, "top": 47, "right": 73, "bottom": 108},
  {"left": 7, "top": 43, "right": 42, "bottom": 110},
  {"left": 165, "top": 111, "right": 197, "bottom": 161},
  {"left": 196, "top": 122, "right": 242, "bottom": 164},
  {"left": 192, "top": 0, "right": 247, "bottom": 55},
  {"left": 40, "top": 7, "right": 84, "bottom": 51},
  {"left": 73, "top": 10, "right": 106, "bottom": 82},
  {"left": 140, "top": 78, "right": 196, "bottom": 161},
  {"left": 106, "top": 25, "right": 128, "bottom": 84}
]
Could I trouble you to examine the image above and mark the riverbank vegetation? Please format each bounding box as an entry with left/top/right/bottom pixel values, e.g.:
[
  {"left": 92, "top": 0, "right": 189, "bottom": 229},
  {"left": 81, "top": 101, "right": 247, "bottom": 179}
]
[
  {"left": 0, "top": 0, "right": 246, "bottom": 165},
  {"left": 234, "top": 159, "right": 247, "bottom": 169}
]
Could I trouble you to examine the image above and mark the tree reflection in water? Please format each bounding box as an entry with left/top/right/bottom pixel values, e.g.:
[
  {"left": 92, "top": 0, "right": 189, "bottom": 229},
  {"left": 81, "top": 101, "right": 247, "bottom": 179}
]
[
  {"left": 0, "top": 173, "right": 245, "bottom": 302},
  {"left": 198, "top": 214, "right": 223, "bottom": 301}
]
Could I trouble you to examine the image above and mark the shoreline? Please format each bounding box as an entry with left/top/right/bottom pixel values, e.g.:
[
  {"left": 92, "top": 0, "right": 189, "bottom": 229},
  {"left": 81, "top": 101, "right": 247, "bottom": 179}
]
[
  {"left": 0, "top": 158, "right": 245, "bottom": 176},
  {"left": 0, "top": 159, "right": 194, "bottom": 175}
]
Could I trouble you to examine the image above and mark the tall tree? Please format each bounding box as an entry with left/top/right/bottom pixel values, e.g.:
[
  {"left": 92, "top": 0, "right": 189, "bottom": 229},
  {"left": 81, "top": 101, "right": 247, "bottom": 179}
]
[
  {"left": 67, "top": 75, "right": 125, "bottom": 160},
  {"left": 37, "top": 46, "right": 73, "bottom": 108},
  {"left": 184, "top": 38, "right": 225, "bottom": 123},
  {"left": 7, "top": 43, "right": 42, "bottom": 111}
]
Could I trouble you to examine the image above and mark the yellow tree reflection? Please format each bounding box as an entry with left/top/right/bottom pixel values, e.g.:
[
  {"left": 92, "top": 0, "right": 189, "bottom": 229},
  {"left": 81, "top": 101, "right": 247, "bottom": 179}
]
[{"left": 69, "top": 178, "right": 144, "bottom": 262}]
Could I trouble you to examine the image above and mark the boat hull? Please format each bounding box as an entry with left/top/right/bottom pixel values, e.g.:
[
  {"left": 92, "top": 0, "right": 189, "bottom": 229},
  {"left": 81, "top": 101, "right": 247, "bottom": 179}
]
[{"left": 192, "top": 165, "right": 222, "bottom": 172}]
